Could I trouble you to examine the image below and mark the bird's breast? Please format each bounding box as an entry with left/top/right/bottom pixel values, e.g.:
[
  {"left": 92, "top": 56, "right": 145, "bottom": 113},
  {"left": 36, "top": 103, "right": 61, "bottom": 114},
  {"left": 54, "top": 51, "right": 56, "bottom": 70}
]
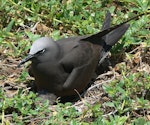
[{"left": 31, "top": 62, "right": 68, "bottom": 92}]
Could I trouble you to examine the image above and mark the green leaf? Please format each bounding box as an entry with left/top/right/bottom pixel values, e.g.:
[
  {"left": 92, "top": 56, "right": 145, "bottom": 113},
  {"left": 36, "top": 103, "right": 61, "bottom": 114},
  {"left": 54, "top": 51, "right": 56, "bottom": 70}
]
[
  {"left": 5, "top": 19, "right": 15, "bottom": 32},
  {"left": 25, "top": 31, "right": 41, "bottom": 42}
]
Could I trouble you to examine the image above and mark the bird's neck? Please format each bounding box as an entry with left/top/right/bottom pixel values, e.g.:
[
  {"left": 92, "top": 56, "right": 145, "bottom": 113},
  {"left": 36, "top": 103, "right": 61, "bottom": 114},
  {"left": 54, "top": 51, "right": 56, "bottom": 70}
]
[{"left": 48, "top": 41, "right": 61, "bottom": 60}]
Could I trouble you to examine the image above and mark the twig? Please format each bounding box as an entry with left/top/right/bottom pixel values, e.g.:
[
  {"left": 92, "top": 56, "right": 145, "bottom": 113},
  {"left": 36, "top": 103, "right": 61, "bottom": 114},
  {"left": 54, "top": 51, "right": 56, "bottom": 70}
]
[
  {"left": 87, "top": 71, "right": 116, "bottom": 91},
  {"left": 96, "top": 71, "right": 115, "bottom": 80},
  {"left": 74, "top": 89, "right": 83, "bottom": 101},
  {"left": 102, "top": 110, "right": 117, "bottom": 117},
  {"left": 25, "top": 116, "right": 50, "bottom": 123},
  {"left": 129, "top": 46, "right": 141, "bottom": 54},
  {"left": 4, "top": 114, "right": 13, "bottom": 118},
  {"left": 30, "top": 22, "right": 40, "bottom": 33}
]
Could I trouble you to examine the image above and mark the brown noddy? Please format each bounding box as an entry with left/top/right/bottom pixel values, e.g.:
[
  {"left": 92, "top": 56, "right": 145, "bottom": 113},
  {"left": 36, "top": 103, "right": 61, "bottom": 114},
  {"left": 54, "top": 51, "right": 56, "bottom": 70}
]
[{"left": 18, "top": 11, "right": 135, "bottom": 97}]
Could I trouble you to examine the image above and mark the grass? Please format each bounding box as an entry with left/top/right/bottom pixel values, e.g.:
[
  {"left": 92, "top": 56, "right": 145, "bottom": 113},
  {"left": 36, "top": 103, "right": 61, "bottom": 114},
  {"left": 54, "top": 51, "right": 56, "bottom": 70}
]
[{"left": 0, "top": 0, "right": 150, "bottom": 124}]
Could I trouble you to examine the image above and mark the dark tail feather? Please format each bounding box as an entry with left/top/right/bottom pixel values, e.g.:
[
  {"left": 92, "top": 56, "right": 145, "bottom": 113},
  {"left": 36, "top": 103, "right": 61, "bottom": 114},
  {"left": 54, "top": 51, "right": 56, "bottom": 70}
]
[
  {"left": 82, "top": 11, "right": 148, "bottom": 64},
  {"left": 83, "top": 11, "right": 147, "bottom": 51},
  {"left": 103, "top": 12, "right": 149, "bottom": 49},
  {"left": 104, "top": 23, "right": 129, "bottom": 51},
  {"left": 100, "top": 11, "right": 111, "bottom": 48},
  {"left": 95, "top": 12, "right": 146, "bottom": 41},
  {"left": 101, "top": 11, "right": 111, "bottom": 31},
  {"left": 98, "top": 23, "right": 129, "bottom": 64}
]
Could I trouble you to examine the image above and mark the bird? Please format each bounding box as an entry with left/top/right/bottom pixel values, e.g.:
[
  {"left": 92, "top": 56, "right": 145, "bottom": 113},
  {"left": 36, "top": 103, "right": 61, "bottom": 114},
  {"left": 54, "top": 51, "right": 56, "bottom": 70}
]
[{"left": 18, "top": 11, "right": 130, "bottom": 98}]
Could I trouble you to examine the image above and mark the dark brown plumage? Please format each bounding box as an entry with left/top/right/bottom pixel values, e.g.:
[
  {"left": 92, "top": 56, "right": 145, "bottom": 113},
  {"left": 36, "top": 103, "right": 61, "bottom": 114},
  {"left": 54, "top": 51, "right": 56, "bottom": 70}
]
[{"left": 18, "top": 11, "right": 130, "bottom": 98}]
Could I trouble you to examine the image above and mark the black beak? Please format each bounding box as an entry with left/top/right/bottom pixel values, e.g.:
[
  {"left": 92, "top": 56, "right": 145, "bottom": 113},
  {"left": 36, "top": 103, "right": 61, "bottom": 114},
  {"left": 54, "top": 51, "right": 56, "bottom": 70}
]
[{"left": 17, "top": 54, "right": 34, "bottom": 68}]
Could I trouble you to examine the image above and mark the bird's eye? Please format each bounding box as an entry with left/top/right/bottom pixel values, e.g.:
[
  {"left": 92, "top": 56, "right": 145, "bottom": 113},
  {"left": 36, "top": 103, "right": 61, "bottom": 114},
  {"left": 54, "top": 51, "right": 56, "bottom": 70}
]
[{"left": 37, "top": 49, "right": 45, "bottom": 54}]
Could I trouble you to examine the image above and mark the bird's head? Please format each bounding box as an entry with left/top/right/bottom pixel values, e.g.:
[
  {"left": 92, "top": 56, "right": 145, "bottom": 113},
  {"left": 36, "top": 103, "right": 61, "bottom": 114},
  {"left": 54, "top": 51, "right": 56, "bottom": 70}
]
[{"left": 18, "top": 37, "right": 56, "bottom": 67}]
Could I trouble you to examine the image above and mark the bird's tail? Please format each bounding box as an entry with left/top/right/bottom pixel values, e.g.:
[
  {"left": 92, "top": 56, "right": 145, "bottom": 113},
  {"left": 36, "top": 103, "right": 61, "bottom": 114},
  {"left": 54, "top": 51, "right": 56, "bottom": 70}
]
[
  {"left": 82, "top": 11, "right": 148, "bottom": 52},
  {"left": 82, "top": 11, "right": 129, "bottom": 52},
  {"left": 101, "top": 11, "right": 111, "bottom": 31}
]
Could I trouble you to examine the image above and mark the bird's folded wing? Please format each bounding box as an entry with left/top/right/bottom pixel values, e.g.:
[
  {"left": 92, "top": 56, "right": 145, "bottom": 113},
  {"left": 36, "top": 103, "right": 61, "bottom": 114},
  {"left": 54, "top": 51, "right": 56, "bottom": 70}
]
[
  {"left": 60, "top": 43, "right": 95, "bottom": 90},
  {"left": 62, "top": 63, "right": 91, "bottom": 90}
]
